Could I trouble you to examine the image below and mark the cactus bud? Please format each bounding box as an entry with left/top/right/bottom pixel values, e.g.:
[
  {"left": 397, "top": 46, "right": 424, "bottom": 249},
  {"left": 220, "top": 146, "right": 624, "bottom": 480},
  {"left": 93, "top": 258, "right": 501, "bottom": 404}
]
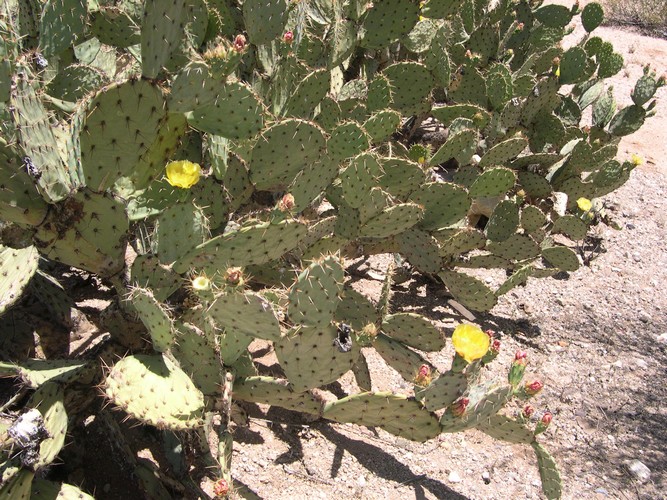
[
  {"left": 508, "top": 351, "right": 528, "bottom": 388},
  {"left": 525, "top": 379, "right": 544, "bottom": 396},
  {"left": 522, "top": 405, "right": 535, "bottom": 419},
  {"left": 658, "top": 75, "right": 666, "bottom": 86},
  {"left": 516, "top": 22, "right": 525, "bottom": 32},
  {"left": 213, "top": 478, "right": 230, "bottom": 497},
  {"left": 283, "top": 31, "right": 294, "bottom": 44},
  {"left": 224, "top": 267, "right": 244, "bottom": 286},
  {"left": 356, "top": 322, "right": 378, "bottom": 347},
  {"left": 535, "top": 411, "right": 553, "bottom": 434},
  {"left": 233, "top": 34, "right": 246, "bottom": 52},
  {"left": 450, "top": 397, "right": 469, "bottom": 417},
  {"left": 414, "top": 364, "right": 432, "bottom": 387},
  {"left": 278, "top": 193, "right": 295, "bottom": 213}
]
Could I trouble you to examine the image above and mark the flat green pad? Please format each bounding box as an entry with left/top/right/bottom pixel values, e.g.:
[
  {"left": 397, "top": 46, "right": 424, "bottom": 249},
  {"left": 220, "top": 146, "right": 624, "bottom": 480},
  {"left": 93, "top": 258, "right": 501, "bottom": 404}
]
[
  {"left": 430, "top": 129, "right": 477, "bottom": 166},
  {"left": 129, "top": 288, "right": 173, "bottom": 353},
  {"left": 383, "top": 62, "right": 435, "bottom": 115},
  {"left": 374, "top": 333, "right": 433, "bottom": 381},
  {"left": 360, "top": 203, "right": 423, "bottom": 239},
  {"left": 8, "top": 359, "right": 89, "bottom": 389},
  {"left": 533, "top": 442, "right": 563, "bottom": 500},
  {"left": 79, "top": 79, "right": 175, "bottom": 192},
  {"left": 364, "top": 110, "right": 401, "bottom": 143},
  {"left": 439, "top": 270, "right": 497, "bottom": 311},
  {"left": 552, "top": 215, "right": 588, "bottom": 240},
  {"left": 518, "top": 171, "right": 552, "bottom": 198},
  {"left": 169, "top": 61, "right": 220, "bottom": 112},
  {"left": 174, "top": 221, "right": 307, "bottom": 274},
  {"left": 397, "top": 228, "right": 443, "bottom": 274},
  {"left": 437, "top": 228, "right": 486, "bottom": 257},
  {"left": 29, "top": 383, "right": 67, "bottom": 469},
  {"left": 439, "top": 385, "right": 512, "bottom": 433},
  {"left": 189, "top": 82, "right": 265, "bottom": 140},
  {"left": 243, "top": 0, "right": 288, "bottom": 46},
  {"left": 415, "top": 371, "right": 468, "bottom": 411},
  {"left": 275, "top": 325, "right": 360, "bottom": 392},
  {"left": 0, "top": 469, "right": 33, "bottom": 499},
  {"left": 105, "top": 354, "right": 204, "bottom": 430},
  {"left": 209, "top": 291, "right": 282, "bottom": 341},
  {"left": 46, "top": 64, "right": 108, "bottom": 103},
  {"left": 410, "top": 182, "right": 471, "bottom": 230},
  {"left": 288, "top": 256, "right": 344, "bottom": 328},
  {"left": 130, "top": 255, "right": 181, "bottom": 302},
  {"left": 478, "top": 137, "right": 528, "bottom": 168},
  {"left": 382, "top": 313, "right": 445, "bottom": 352},
  {"left": 488, "top": 234, "right": 540, "bottom": 261},
  {"left": 328, "top": 122, "right": 371, "bottom": 161},
  {"left": 0, "top": 245, "right": 39, "bottom": 315},
  {"left": 233, "top": 376, "right": 324, "bottom": 415},
  {"left": 172, "top": 325, "right": 220, "bottom": 396},
  {"left": 379, "top": 158, "right": 425, "bottom": 198},
  {"left": 541, "top": 246, "right": 580, "bottom": 272},
  {"left": 521, "top": 205, "right": 547, "bottom": 234},
  {"left": 249, "top": 119, "right": 326, "bottom": 191},
  {"left": 477, "top": 415, "right": 535, "bottom": 444},
  {"left": 334, "top": 288, "right": 379, "bottom": 331},
  {"left": 284, "top": 69, "right": 330, "bottom": 118},
  {"left": 431, "top": 104, "right": 489, "bottom": 126},
  {"left": 469, "top": 168, "right": 516, "bottom": 197},
  {"left": 486, "top": 199, "right": 520, "bottom": 242},
  {"left": 323, "top": 392, "right": 441, "bottom": 442},
  {"left": 361, "top": 0, "right": 419, "bottom": 49},
  {"left": 34, "top": 191, "right": 129, "bottom": 277},
  {"left": 30, "top": 479, "right": 95, "bottom": 499},
  {"left": 40, "top": 0, "right": 88, "bottom": 58},
  {"left": 154, "top": 203, "right": 208, "bottom": 265},
  {"left": 141, "top": 0, "right": 189, "bottom": 78}
]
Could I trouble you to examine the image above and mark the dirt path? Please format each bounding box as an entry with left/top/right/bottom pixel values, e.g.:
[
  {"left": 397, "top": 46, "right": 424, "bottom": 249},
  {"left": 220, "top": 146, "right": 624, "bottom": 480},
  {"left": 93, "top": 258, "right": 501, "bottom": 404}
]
[{"left": 231, "top": 16, "right": 667, "bottom": 500}]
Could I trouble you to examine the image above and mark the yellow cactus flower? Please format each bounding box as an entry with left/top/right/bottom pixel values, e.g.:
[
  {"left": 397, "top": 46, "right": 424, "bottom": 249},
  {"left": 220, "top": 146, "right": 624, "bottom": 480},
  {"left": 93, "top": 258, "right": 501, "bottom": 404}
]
[
  {"left": 452, "top": 324, "right": 490, "bottom": 363},
  {"left": 631, "top": 154, "right": 644, "bottom": 166},
  {"left": 576, "top": 197, "right": 592, "bottom": 212},
  {"left": 165, "top": 160, "right": 201, "bottom": 189}
]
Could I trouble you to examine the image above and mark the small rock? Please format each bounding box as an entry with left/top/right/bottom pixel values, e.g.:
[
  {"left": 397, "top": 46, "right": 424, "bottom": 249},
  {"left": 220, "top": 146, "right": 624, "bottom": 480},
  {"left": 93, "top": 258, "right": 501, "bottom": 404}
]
[
  {"left": 482, "top": 471, "right": 491, "bottom": 484},
  {"left": 632, "top": 253, "right": 641, "bottom": 263},
  {"left": 625, "top": 459, "right": 651, "bottom": 483},
  {"left": 657, "top": 333, "right": 667, "bottom": 344},
  {"left": 611, "top": 267, "right": 621, "bottom": 272},
  {"left": 595, "top": 487, "right": 609, "bottom": 496},
  {"left": 611, "top": 360, "right": 623, "bottom": 368},
  {"left": 638, "top": 312, "right": 652, "bottom": 323},
  {"left": 626, "top": 222, "right": 636, "bottom": 230},
  {"left": 635, "top": 359, "right": 648, "bottom": 369},
  {"left": 532, "top": 479, "right": 541, "bottom": 487},
  {"left": 448, "top": 471, "right": 462, "bottom": 483},
  {"left": 357, "top": 475, "right": 366, "bottom": 488},
  {"left": 555, "top": 298, "right": 565, "bottom": 306}
]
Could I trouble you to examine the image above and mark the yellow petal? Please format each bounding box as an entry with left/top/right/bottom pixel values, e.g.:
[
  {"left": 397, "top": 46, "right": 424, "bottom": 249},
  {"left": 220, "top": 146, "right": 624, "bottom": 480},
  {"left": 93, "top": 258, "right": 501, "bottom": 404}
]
[
  {"left": 165, "top": 160, "right": 201, "bottom": 189},
  {"left": 576, "top": 197, "right": 592, "bottom": 212},
  {"left": 452, "top": 324, "right": 490, "bottom": 363}
]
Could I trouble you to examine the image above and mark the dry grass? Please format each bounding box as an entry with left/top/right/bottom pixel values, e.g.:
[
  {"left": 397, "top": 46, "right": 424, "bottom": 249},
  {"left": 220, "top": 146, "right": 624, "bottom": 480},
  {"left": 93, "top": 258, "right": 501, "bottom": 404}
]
[{"left": 602, "top": 0, "right": 667, "bottom": 37}]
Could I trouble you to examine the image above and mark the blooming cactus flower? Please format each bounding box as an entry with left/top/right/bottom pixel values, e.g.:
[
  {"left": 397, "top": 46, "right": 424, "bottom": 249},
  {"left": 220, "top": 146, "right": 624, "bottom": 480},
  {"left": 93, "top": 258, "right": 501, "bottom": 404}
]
[
  {"left": 452, "top": 324, "right": 490, "bottom": 363},
  {"left": 165, "top": 160, "right": 201, "bottom": 188},
  {"left": 191, "top": 276, "right": 211, "bottom": 291},
  {"left": 576, "top": 197, "right": 592, "bottom": 212}
]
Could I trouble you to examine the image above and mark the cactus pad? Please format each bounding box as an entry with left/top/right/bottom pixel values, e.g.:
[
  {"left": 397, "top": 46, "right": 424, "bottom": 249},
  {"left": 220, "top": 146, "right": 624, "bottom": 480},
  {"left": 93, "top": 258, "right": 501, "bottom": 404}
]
[
  {"left": 361, "top": 0, "right": 419, "bottom": 49},
  {"left": 486, "top": 199, "right": 520, "bottom": 242},
  {"left": 105, "top": 354, "right": 204, "bottom": 430},
  {"left": 0, "top": 245, "right": 39, "bottom": 315},
  {"left": 469, "top": 168, "right": 516, "bottom": 197},
  {"left": 415, "top": 371, "right": 468, "bottom": 411},
  {"left": 439, "top": 270, "right": 497, "bottom": 311},
  {"left": 488, "top": 234, "right": 540, "bottom": 262},
  {"left": 172, "top": 324, "right": 221, "bottom": 396},
  {"left": 233, "top": 376, "right": 324, "bottom": 415},
  {"left": 243, "top": 0, "right": 288, "bottom": 46},
  {"left": 275, "top": 324, "right": 360, "bottom": 391},
  {"left": 541, "top": 245, "right": 580, "bottom": 272},
  {"left": 533, "top": 442, "right": 562, "bottom": 500},
  {"left": 288, "top": 256, "right": 344, "bottom": 328},
  {"left": 323, "top": 392, "right": 441, "bottom": 442},
  {"left": 410, "top": 182, "right": 471, "bottom": 230},
  {"left": 129, "top": 288, "right": 174, "bottom": 352},
  {"left": 209, "top": 291, "right": 282, "bottom": 341},
  {"left": 383, "top": 62, "right": 435, "bottom": 115},
  {"left": 477, "top": 415, "right": 535, "bottom": 444},
  {"left": 329, "top": 122, "right": 371, "bottom": 161},
  {"left": 374, "top": 333, "right": 434, "bottom": 381}
]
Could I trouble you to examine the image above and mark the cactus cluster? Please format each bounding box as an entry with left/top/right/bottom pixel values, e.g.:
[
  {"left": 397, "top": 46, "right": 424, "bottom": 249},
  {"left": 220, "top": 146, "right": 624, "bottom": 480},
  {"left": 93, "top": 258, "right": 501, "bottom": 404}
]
[{"left": 0, "top": 0, "right": 661, "bottom": 498}]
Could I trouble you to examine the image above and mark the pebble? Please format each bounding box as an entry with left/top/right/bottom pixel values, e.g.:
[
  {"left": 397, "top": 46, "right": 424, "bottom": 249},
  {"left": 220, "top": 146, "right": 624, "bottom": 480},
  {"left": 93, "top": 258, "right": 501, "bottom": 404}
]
[
  {"left": 448, "top": 471, "right": 462, "bottom": 483},
  {"left": 657, "top": 333, "right": 667, "bottom": 344},
  {"left": 638, "top": 311, "right": 652, "bottom": 323},
  {"left": 635, "top": 359, "right": 648, "bottom": 369},
  {"left": 595, "top": 487, "right": 609, "bottom": 496},
  {"left": 482, "top": 471, "right": 491, "bottom": 484},
  {"left": 625, "top": 459, "right": 651, "bottom": 483},
  {"left": 357, "top": 475, "right": 366, "bottom": 488},
  {"left": 626, "top": 222, "right": 636, "bottom": 230}
]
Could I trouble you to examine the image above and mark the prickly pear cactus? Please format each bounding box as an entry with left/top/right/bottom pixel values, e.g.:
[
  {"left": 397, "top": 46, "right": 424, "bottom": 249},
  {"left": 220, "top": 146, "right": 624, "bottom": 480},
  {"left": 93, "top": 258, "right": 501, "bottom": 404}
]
[{"left": 0, "top": 0, "right": 661, "bottom": 498}]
